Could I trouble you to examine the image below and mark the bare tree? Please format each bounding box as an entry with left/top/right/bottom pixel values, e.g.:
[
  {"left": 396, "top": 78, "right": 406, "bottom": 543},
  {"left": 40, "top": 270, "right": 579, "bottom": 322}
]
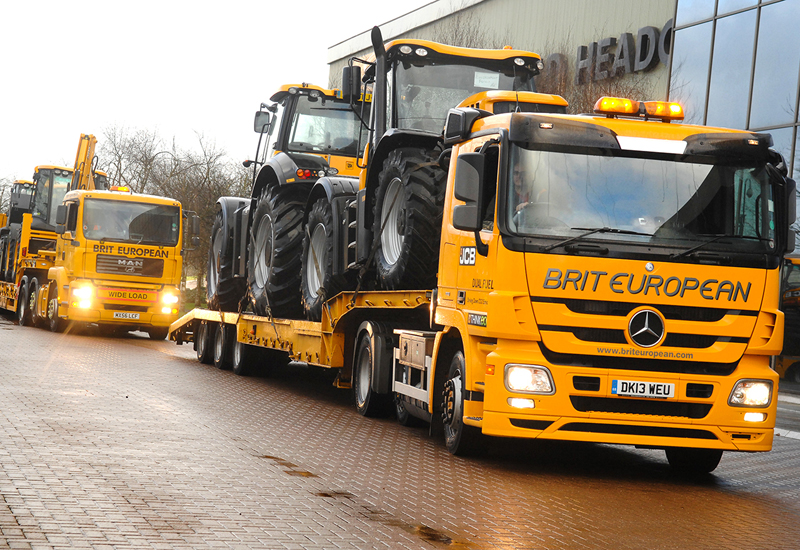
[{"left": 98, "top": 127, "right": 250, "bottom": 308}]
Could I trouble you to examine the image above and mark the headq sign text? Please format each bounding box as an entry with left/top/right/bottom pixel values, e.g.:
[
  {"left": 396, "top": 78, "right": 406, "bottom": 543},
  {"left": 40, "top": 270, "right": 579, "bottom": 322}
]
[{"left": 543, "top": 269, "right": 751, "bottom": 302}]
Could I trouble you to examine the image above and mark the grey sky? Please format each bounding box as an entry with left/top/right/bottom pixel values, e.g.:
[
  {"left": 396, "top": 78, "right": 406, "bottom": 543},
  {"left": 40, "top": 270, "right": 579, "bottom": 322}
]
[{"left": 0, "top": 0, "right": 431, "bottom": 182}]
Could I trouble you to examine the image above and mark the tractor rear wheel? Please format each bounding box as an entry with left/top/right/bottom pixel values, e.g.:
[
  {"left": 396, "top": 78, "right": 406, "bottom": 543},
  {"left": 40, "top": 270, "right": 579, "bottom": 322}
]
[{"left": 207, "top": 209, "right": 246, "bottom": 312}]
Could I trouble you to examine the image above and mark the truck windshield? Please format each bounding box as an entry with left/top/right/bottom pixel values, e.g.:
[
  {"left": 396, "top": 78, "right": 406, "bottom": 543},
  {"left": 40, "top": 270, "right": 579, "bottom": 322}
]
[
  {"left": 32, "top": 169, "right": 71, "bottom": 226},
  {"left": 82, "top": 199, "right": 180, "bottom": 246},
  {"left": 287, "top": 95, "right": 368, "bottom": 157},
  {"left": 393, "top": 62, "right": 535, "bottom": 133},
  {"left": 506, "top": 144, "right": 776, "bottom": 256}
]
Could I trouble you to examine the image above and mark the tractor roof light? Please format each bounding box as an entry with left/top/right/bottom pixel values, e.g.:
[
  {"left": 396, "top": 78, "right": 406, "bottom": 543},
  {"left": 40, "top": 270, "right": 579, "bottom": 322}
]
[{"left": 594, "top": 97, "right": 685, "bottom": 122}]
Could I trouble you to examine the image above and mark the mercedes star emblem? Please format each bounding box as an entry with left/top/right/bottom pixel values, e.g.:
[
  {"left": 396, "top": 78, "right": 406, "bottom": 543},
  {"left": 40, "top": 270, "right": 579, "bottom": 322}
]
[{"left": 628, "top": 309, "right": 665, "bottom": 348}]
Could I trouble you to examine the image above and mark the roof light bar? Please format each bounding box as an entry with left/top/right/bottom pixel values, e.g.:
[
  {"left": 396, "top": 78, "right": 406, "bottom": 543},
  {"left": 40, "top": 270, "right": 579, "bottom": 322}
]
[{"left": 593, "top": 97, "right": 685, "bottom": 122}]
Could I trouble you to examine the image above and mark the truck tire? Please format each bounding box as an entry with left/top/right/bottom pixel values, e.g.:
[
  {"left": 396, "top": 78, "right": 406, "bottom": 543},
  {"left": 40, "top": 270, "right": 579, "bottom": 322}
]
[
  {"left": 372, "top": 147, "right": 445, "bottom": 290},
  {"left": 213, "top": 323, "right": 233, "bottom": 370},
  {"left": 442, "top": 350, "right": 483, "bottom": 455},
  {"left": 28, "top": 278, "right": 44, "bottom": 328},
  {"left": 301, "top": 198, "right": 355, "bottom": 321},
  {"left": 47, "top": 285, "right": 66, "bottom": 333},
  {"left": 195, "top": 320, "right": 214, "bottom": 364},
  {"left": 248, "top": 184, "right": 306, "bottom": 319},
  {"left": 207, "top": 209, "right": 246, "bottom": 312},
  {"left": 232, "top": 339, "right": 259, "bottom": 376},
  {"left": 352, "top": 329, "right": 393, "bottom": 417},
  {"left": 17, "top": 280, "right": 31, "bottom": 326},
  {"left": 148, "top": 327, "right": 169, "bottom": 340},
  {"left": 665, "top": 447, "right": 723, "bottom": 474}
]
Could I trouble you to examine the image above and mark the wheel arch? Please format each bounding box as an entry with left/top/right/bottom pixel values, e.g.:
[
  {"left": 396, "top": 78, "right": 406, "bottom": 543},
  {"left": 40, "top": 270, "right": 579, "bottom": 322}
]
[{"left": 431, "top": 327, "right": 464, "bottom": 417}]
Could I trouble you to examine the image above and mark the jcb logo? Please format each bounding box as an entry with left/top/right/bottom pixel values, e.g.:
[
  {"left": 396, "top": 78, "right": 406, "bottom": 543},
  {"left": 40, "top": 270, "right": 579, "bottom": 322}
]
[{"left": 459, "top": 246, "right": 476, "bottom": 266}]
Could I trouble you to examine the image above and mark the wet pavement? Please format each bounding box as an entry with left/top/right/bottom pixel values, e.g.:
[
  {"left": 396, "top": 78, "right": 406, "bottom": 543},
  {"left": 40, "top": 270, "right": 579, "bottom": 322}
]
[{"left": 0, "top": 314, "right": 799, "bottom": 549}]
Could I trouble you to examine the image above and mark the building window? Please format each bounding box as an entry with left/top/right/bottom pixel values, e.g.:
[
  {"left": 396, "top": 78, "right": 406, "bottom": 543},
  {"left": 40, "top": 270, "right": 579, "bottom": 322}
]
[
  {"left": 672, "top": 0, "right": 800, "bottom": 176},
  {"left": 705, "top": 10, "right": 756, "bottom": 129}
]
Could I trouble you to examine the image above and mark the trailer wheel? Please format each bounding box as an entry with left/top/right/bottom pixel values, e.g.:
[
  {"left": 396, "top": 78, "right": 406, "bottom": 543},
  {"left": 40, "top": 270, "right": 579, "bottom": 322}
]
[
  {"left": 665, "top": 447, "right": 723, "bottom": 474},
  {"left": 232, "top": 339, "right": 259, "bottom": 376},
  {"left": 301, "top": 198, "right": 355, "bottom": 321},
  {"left": 147, "top": 327, "right": 169, "bottom": 340},
  {"left": 442, "top": 350, "right": 483, "bottom": 455},
  {"left": 373, "top": 147, "right": 445, "bottom": 290},
  {"left": 207, "top": 209, "right": 247, "bottom": 312},
  {"left": 195, "top": 320, "right": 214, "bottom": 364},
  {"left": 353, "top": 332, "right": 392, "bottom": 417},
  {"left": 17, "top": 279, "right": 32, "bottom": 326},
  {"left": 213, "top": 323, "right": 233, "bottom": 370},
  {"left": 248, "top": 184, "right": 307, "bottom": 319}
]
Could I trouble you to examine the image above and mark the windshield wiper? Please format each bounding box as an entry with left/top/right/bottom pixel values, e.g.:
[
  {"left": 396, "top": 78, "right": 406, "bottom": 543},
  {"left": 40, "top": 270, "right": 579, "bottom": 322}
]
[
  {"left": 541, "top": 227, "right": 653, "bottom": 252},
  {"left": 670, "top": 234, "right": 769, "bottom": 260}
]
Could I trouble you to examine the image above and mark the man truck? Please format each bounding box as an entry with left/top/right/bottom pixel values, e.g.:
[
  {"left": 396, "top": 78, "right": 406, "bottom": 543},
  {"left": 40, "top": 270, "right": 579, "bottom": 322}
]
[{"left": 0, "top": 134, "right": 198, "bottom": 338}]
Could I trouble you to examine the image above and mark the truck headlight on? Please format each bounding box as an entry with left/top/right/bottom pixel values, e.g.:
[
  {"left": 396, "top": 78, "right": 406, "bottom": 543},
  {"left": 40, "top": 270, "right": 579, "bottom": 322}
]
[
  {"left": 728, "top": 380, "right": 772, "bottom": 407},
  {"left": 505, "top": 365, "right": 555, "bottom": 394},
  {"left": 161, "top": 291, "right": 179, "bottom": 314},
  {"left": 72, "top": 285, "right": 94, "bottom": 309}
]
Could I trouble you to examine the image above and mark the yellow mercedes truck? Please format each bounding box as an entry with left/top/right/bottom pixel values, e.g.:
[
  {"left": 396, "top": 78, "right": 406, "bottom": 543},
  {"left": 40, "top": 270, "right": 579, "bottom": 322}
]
[{"left": 170, "top": 31, "right": 795, "bottom": 473}]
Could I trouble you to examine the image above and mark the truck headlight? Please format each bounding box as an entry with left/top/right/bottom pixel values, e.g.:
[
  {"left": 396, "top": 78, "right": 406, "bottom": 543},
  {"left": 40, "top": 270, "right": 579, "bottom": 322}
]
[
  {"left": 729, "top": 380, "right": 772, "bottom": 407},
  {"left": 72, "top": 286, "right": 93, "bottom": 299},
  {"left": 162, "top": 292, "right": 179, "bottom": 304},
  {"left": 505, "top": 365, "right": 554, "bottom": 394}
]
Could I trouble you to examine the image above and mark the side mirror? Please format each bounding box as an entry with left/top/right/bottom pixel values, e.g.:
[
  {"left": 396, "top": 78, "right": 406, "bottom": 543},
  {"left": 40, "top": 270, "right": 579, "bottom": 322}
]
[
  {"left": 341, "top": 65, "right": 362, "bottom": 104},
  {"left": 191, "top": 236, "right": 200, "bottom": 247},
  {"left": 55, "top": 204, "right": 67, "bottom": 226},
  {"left": 253, "top": 111, "right": 272, "bottom": 134},
  {"left": 192, "top": 214, "right": 200, "bottom": 235},
  {"left": 55, "top": 225, "right": 65, "bottom": 235},
  {"left": 444, "top": 108, "right": 491, "bottom": 145},
  {"left": 452, "top": 153, "right": 485, "bottom": 231}
]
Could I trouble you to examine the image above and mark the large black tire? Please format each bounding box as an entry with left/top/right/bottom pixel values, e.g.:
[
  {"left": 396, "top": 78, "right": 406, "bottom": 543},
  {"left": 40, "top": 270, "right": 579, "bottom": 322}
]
[
  {"left": 301, "top": 198, "right": 355, "bottom": 321},
  {"left": 248, "top": 184, "right": 307, "bottom": 319},
  {"left": 442, "top": 350, "right": 483, "bottom": 455},
  {"left": 353, "top": 331, "right": 393, "bottom": 417},
  {"left": 372, "top": 147, "right": 446, "bottom": 290},
  {"left": 17, "top": 279, "right": 31, "bottom": 326},
  {"left": 665, "top": 447, "right": 723, "bottom": 474},
  {"left": 195, "top": 320, "right": 214, "bottom": 364},
  {"left": 207, "top": 209, "right": 247, "bottom": 312}
]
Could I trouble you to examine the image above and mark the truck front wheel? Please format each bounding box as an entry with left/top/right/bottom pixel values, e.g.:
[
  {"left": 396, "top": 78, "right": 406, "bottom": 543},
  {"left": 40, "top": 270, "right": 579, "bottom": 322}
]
[
  {"left": 248, "top": 185, "right": 306, "bottom": 319},
  {"left": 665, "top": 447, "right": 723, "bottom": 474},
  {"left": 442, "top": 350, "right": 483, "bottom": 455},
  {"left": 372, "top": 147, "right": 445, "bottom": 290},
  {"left": 48, "top": 286, "right": 66, "bottom": 333}
]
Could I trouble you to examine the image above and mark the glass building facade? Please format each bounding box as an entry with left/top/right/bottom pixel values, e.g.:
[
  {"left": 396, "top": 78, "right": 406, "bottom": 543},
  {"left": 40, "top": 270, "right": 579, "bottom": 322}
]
[{"left": 670, "top": 0, "right": 800, "bottom": 178}]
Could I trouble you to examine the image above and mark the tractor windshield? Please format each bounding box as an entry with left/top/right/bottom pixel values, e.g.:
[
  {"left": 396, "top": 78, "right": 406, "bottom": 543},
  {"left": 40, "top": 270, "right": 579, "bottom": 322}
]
[
  {"left": 32, "top": 168, "right": 72, "bottom": 227},
  {"left": 82, "top": 198, "right": 180, "bottom": 246},
  {"left": 392, "top": 60, "right": 536, "bottom": 133},
  {"left": 286, "top": 95, "right": 368, "bottom": 157}
]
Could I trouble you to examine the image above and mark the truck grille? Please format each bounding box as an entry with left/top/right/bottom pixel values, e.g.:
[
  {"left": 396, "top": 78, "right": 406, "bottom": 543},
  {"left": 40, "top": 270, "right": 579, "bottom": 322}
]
[
  {"left": 96, "top": 254, "right": 164, "bottom": 278},
  {"left": 569, "top": 396, "right": 712, "bottom": 419}
]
